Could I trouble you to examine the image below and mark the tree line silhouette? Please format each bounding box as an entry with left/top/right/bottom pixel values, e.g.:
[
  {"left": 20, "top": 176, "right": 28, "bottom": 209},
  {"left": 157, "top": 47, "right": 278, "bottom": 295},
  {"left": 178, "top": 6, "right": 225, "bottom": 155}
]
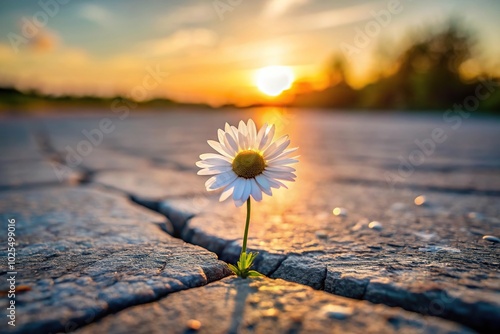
[{"left": 291, "top": 22, "right": 500, "bottom": 112}]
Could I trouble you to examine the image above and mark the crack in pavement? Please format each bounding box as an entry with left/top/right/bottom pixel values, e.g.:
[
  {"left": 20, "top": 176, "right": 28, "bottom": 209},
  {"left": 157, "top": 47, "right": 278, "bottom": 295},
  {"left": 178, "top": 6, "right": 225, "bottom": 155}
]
[
  {"left": 127, "top": 195, "right": 500, "bottom": 333},
  {"left": 20, "top": 126, "right": 498, "bottom": 333},
  {"left": 0, "top": 185, "right": 231, "bottom": 334}
]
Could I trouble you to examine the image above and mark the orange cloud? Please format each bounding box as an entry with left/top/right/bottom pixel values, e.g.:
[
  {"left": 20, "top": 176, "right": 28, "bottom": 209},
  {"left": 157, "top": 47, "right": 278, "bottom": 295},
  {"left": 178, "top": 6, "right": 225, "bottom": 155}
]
[{"left": 28, "top": 29, "right": 59, "bottom": 53}]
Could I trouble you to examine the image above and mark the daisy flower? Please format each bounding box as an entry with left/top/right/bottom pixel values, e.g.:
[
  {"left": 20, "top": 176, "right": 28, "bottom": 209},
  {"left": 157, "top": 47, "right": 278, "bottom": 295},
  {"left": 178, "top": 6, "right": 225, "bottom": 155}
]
[
  {"left": 196, "top": 119, "right": 298, "bottom": 278},
  {"left": 196, "top": 119, "right": 298, "bottom": 207}
]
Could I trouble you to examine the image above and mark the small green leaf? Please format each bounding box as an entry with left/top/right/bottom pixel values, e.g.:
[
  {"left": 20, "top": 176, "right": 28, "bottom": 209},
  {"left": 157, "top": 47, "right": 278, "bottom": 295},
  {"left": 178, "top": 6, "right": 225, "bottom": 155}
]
[
  {"left": 227, "top": 263, "right": 239, "bottom": 275},
  {"left": 247, "top": 270, "right": 262, "bottom": 277},
  {"left": 227, "top": 251, "right": 263, "bottom": 278},
  {"left": 246, "top": 252, "right": 258, "bottom": 267}
]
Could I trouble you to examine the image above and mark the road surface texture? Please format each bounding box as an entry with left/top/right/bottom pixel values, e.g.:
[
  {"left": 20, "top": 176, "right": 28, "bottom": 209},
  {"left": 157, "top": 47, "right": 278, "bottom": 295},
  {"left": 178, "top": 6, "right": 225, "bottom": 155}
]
[{"left": 0, "top": 109, "right": 499, "bottom": 333}]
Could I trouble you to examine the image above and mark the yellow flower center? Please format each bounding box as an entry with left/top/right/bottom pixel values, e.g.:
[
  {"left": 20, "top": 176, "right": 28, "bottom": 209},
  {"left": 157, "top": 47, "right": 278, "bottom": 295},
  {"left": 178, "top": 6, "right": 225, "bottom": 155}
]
[{"left": 232, "top": 150, "right": 266, "bottom": 179}]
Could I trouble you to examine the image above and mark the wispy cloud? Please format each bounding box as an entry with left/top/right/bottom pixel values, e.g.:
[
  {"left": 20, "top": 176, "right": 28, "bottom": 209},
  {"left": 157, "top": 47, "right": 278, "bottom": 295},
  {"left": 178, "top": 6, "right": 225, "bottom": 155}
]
[
  {"left": 278, "top": 2, "right": 383, "bottom": 33},
  {"left": 262, "top": 0, "right": 311, "bottom": 18},
  {"left": 78, "top": 3, "right": 112, "bottom": 25},
  {"left": 141, "top": 29, "right": 218, "bottom": 56},
  {"left": 156, "top": 4, "right": 215, "bottom": 29}
]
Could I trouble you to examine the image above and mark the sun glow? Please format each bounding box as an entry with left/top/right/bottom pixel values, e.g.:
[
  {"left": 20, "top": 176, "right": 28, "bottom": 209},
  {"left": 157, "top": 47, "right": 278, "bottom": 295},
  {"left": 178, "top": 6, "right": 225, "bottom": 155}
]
[{"left": 255, "top": 66, "right": 294, "bottom": 96}]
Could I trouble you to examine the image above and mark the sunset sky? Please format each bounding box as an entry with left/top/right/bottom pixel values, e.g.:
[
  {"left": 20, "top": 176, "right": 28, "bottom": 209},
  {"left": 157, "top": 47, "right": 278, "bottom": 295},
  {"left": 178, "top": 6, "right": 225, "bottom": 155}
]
[{"left": 0, "top": 0, "right": 499, "bottom": 106}]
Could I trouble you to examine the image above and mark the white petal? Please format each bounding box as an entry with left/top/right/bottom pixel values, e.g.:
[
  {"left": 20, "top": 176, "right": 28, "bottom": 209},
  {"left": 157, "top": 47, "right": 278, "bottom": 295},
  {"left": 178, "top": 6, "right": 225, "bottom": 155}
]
[
  {"left": 266, "top": 166, "right": 296, "bottom": 173},
  {"left": 217, "top": 129, "right": 225, "bottom": 143},
  {"left": 208, "top": 171, "right": 237, "bottom": 191},
  {"left": 205, "top": 176, "right": 217, "bottom": 189},
  {"left": 247, "top": 119, "right": 257, "bottom": 147},
  {"left": 274, "top": 170, "right": 297, "bottom": 179},
  {"left": 268, "top": 147, "right": 299, "bottom": 161},
  {"left": 255, "top": 174, "right": 272, "bottom": 196},
  {"left": 207, "top": 140, "right": 233, "bottom": 158},
  {"left": 263, "top": 135, "right": 289, "bottom": 159},
  {"left": 240, "top": 179, "right": 252, "bottom": 202},
  {"left": 200, "top": 153, "right": 232, "bottom": 162},
  {"left": 198, "top": 169, "right": 220, "bottom": 176},
  {"left": 266, "top": 165, "right": 296, "bottom": 173},
  {"left": 196, "top": 159, "right": 231, "bottom": 169},
  {"left": 230, "top": 125, "right": 239, "bottom": 141},
  {"left": 219, "top": 177, "right": 239, "bottom": 202},
  {"left": 258, "top": 183, "right": 272, "bottom": 196},
  {"left": 256, "top": 123, "right": 268, "bottom": 148},
  {"left": 238, "top": 129, "right": 248, "bottom": 151},
  {"left": 220, "top": 179, "right": 237, "bottom": 201},
  {"left": 259, "top": 124, "right": 275, "bottom": 151},
  {"left": 232, "top": 178, "right": 245, "bottom": 201},
  {"left": 267, "top": 177, "right": 288, "bottom": 189},
  {"left": 202, "top": 158, "right": 231, "bottom": 166},
  {"left": 238, "top": 120, "right": 247, "bottom": 135},
  {"left": 198, "top": 169, "right": 223, "bottom": 176},
  {"left": 224, "top": 123, "right": 235, "bottom": 140},
  {"left": 196, "top": 161, "right": 209, "bottom": 168},
  {"left": 267, "top": 158, "right": 299, "bottom": 166},
  {"left": 263, "top": 170, "right": 296, "bottom": 181},
  {"left": 250, "top": 179, "right": 262, "bottom": 201},
  {"left": 224, "top": 132, "right": 238, "bottom": 154},
  {"left": 197, "top": 165, "right": 233, "bottom": 175}
]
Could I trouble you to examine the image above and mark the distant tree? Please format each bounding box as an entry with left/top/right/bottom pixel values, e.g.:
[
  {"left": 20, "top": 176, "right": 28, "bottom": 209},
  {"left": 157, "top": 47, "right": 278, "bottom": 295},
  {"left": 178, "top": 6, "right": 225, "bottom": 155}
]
[
  {"left": 291, "top": 19, "right": 499, "bottom": 112},
  {"left": 326, "top": 55, "right": 347, "bottom": 87},
  {"left": 293, "top": 54, "right": 358, "bottom": 108},
  {"left": 366, "top": 20, "right": 478, "bottom": 110}
]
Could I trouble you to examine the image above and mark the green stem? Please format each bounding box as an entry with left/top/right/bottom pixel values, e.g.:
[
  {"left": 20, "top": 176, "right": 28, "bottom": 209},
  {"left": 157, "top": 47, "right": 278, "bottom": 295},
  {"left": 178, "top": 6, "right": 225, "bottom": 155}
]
[{"left": 241, "top": 198, "right": 251, "bottom": 254}]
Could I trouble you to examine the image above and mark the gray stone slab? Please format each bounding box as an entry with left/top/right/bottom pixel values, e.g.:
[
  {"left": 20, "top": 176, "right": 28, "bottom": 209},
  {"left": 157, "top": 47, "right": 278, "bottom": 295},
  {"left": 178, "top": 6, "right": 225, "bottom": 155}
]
[
  {"left": 92, "top": 168, "right": 205, "bottom": 200},
  {"left": 75, "top": 277, "right": 474, "bottom": 334},
  {"left": 34, "top": 112, "right": 500, "bottom": 196},
  {"left": 0, "top": 120, "right": 44, "bottom": 162},
  {"left": 0, "top": 121, "right": 81, "bottom": 190},
  {"left": 152, "top": 150, "right": 201, "bottom": 172},
  {"left": 156, "top": 179, "right": 500, "bottom": 332},
  {"left": 61, "top": 148, "right": 152, "bottom": 172},
  {"left": 0, "top": 187, "right": 228, "bottom": 334},
  {"left": 43, "top": 112, "right": 226, "bottom": 159},
  {"left": 323, "top": 162, "right": 500, "bottom": 195},
  {"left": 43, "top": 116, "right": 128, "bottom": 152},
  {"left": 0, "top": 160, "right": 80, "bottom": 189},
  {"left": 2, "top": 110, "right": 500, "bottom": 333}
]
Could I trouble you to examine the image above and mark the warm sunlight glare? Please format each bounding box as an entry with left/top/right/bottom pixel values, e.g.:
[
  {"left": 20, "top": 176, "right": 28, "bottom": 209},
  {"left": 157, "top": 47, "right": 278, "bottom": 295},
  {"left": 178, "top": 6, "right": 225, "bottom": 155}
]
[{"left": 255, "top": 66, "right": 294, "bottom": 96}]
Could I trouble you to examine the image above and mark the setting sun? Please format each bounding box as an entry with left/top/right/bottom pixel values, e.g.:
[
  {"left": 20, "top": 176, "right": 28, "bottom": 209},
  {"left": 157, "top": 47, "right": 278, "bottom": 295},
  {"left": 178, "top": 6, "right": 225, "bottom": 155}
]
[{"left": 255, "top": 66, "right": 295, "bottom": 96}]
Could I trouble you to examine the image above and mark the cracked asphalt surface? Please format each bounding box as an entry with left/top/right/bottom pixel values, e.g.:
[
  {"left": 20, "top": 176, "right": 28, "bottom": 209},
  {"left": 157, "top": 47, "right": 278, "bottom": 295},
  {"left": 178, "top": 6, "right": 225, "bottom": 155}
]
[{"left": 0, "top": 109, "right": 498, "bottom": 333}]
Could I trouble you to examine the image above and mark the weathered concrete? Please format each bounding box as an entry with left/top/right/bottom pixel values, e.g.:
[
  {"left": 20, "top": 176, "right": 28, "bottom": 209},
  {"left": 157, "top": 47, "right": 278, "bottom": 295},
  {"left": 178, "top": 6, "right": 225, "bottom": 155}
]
[
  {"left": 61, "top": 148, "right": 151, "bottom": 172},
  {"left": 0, "top": 119, "right": 80, "bottom": 188},
  {"left": 0, "top": 119, "right": 44, "bottom": 162},
  {"left": 1, "top": 111, "right": 499, "bottom": 333},
  {"left": 93, "top": 168, "right": 204, "bottom": 200},
  {"left": 0, "top": 186, "right": 229, "bottom": 334},
  {"left": 76, "top": 277, "right": 475, "bottom": 334},
  {"left": 0, "top": 160, "right": 80, "bottom": 189},
  {"left": 156, "top": 180, "right": 500, "bottom": 332}
]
